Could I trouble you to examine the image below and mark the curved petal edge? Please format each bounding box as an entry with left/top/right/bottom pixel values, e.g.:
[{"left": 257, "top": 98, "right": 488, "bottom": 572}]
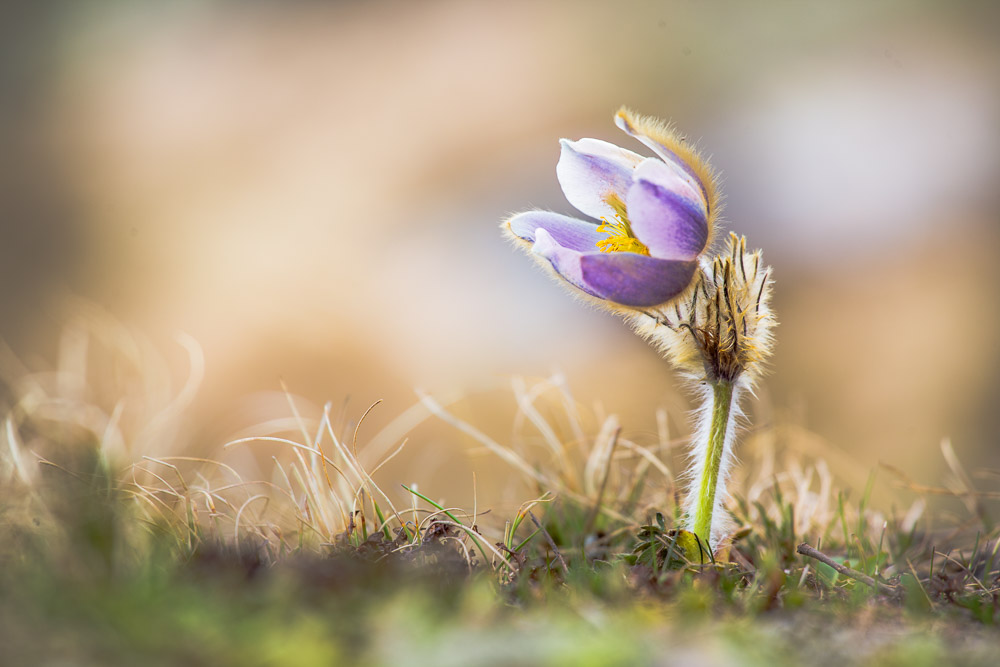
[{"left": 614, "top": 106, "right": 719, "bottom": 220}]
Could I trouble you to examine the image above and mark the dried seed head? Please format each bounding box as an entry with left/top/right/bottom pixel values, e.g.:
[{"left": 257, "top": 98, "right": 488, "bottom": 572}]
[{"left": 634, "top": 233, "right": 775, "bottom": 388}]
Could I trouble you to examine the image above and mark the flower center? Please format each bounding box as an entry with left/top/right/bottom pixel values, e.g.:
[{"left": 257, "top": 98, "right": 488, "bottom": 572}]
[{"left": 595, "top": 193, "right": 649, "bottom": 255}]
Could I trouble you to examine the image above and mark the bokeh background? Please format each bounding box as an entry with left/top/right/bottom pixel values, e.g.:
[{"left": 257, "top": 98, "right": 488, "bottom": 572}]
[{"left": 2, "top": 0, "right": 999, "bottom": 507}]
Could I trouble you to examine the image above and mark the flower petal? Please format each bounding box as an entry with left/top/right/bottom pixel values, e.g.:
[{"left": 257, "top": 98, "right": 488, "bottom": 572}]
[
  {"left": 556, "top": 138, "right": 644, "bottom": 220},
  {"left": 627, "top": 159, "right": 709, "bottom": 261},
  {"left": 579, "top": 252, "right": 698, "bottom": 307},
  {"left": 615, "top": 109, "right": 711, "bottom": 213},
  {"left": 530, "top": 228, "right": 598, "bottom": 297},
  {"left": 507, "top": 210, "right": 603, "bottom": 252}
]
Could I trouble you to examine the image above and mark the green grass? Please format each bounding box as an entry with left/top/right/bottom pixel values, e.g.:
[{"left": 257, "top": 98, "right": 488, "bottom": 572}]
[
  {"left": 2, "top": 428, "right": 998, "bottom": 666},
  {"left": 1, "top": 326, "right": 998, "bottom": 665}
]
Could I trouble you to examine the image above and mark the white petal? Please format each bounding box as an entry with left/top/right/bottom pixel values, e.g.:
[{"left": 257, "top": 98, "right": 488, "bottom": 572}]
[{"left": 555, "top": 138, "right": 644, "bottom": 221}]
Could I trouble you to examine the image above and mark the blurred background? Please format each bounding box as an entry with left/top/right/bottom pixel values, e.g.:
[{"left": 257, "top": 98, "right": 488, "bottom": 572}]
[{"left": 2, "top": 0, "right": 998, "bottom": 507}]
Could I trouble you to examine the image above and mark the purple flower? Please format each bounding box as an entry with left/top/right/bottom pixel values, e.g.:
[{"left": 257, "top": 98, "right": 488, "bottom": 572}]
[{"left": 504, "top": 108, "right": 719, "bottom": 308}]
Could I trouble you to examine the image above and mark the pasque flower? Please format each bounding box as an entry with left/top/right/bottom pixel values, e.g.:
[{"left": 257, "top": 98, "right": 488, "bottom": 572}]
[
  {"left": 504, "top": 107, "right": 720, "bottom": 308},
  {"left": 503, "top": 109, "right": 777, "bottom": 557}
]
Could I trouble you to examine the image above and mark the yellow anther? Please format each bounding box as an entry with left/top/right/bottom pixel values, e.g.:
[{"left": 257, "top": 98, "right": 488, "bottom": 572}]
[
  {"left": 596, "top": 221, "right": 650, "bottom": 254},
  {"left": 595, "top": 205, "right": 649, "bottom": 256}
]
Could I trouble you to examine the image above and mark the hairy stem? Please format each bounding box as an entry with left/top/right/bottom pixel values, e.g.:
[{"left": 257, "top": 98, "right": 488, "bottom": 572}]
[{"left": 691, "top": 380, "right": 734, "bottom": 548}]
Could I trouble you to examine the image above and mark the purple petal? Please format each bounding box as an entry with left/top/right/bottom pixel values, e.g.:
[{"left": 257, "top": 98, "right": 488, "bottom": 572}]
[
  {"left": 508, "top": 211, "right": 603, "bottom": 252},
  {"left": 579, "top": 252, "right": 698, "bottom": 307},
  {"left": 626, "top": 159, "right": 708, "bottom": 261},
  {"left": 556, "top": 138, "right": 644, "bottom": 221},
  {"left": 530, "top": 228, "right": 599, "bottom": 298},
  {"left": 615, "top": 112, "right": 710, "bottom": 211}
]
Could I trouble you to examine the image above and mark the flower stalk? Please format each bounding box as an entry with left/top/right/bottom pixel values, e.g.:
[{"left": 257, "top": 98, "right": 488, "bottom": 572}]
[{"left": 691, "top": 380, "right": 733, "bottom": 546}]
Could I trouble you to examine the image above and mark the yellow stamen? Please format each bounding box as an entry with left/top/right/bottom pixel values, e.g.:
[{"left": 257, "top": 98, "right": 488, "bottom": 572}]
[
  {"left": 595, "top": 193, "right": 649, "bottom": 255},
  {"left": 596, "top": 218, "right": 649, "bottom": 254}
]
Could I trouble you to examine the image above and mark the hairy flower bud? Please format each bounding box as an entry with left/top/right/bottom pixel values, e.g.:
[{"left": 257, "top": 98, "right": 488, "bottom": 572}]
[{"left": 634, "top": 233, "right": 775, "bottom": 390}]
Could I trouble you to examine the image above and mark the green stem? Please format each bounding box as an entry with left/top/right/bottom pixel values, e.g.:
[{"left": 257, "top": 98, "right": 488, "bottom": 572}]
[{"left": 692, "top": 380, "right": 734, "bottom": 548}]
